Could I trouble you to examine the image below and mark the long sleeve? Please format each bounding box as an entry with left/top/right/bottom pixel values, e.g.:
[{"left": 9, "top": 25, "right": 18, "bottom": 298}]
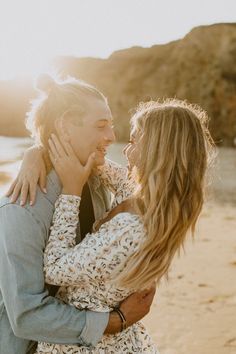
[
  {"left": 0, "top": 202, "right": 108, "bottom": 349},
  {"left": 44, "top": 194, "right": 143, "bottom": 287},
  {"left": 97, "top": 159, "right": 136, "bottom": 207}
]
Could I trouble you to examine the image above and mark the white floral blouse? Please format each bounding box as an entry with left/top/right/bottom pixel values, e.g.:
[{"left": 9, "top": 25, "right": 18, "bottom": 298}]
[{"left": 36, "top": 160, "right": 159, "bottom": 354}]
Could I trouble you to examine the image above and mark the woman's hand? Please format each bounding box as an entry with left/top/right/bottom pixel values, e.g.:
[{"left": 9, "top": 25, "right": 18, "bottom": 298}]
[
  {"left": 49, "top": 134, "right": 96, "bottom": 196},
  {"left": 5, "top": 145, "right": 47, "bottom": 206}
]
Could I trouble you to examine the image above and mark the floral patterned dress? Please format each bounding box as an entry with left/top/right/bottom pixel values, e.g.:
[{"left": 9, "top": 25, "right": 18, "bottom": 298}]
[{"left": 36, "top": 160, "right": 159, "bottom": 354}]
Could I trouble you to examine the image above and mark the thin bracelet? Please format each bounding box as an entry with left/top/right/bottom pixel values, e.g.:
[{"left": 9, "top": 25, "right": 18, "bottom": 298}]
[{"left": 113, "top": 307, "right": 127, "bottom": 331}]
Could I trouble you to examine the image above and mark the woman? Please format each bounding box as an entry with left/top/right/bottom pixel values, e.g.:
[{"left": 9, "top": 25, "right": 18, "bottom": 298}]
[{"left": 8, "top": 92, "right": 215, "bottom": 352}]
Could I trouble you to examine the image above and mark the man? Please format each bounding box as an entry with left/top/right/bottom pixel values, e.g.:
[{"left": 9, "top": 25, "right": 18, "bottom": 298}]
[{"left": 0, "top": 75, "right": 155, "bottom": 354}]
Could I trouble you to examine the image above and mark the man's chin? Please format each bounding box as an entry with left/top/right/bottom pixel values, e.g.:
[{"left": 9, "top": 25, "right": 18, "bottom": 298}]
[{"left": 94, "top": 155, "right": 106, "bottom": 167}]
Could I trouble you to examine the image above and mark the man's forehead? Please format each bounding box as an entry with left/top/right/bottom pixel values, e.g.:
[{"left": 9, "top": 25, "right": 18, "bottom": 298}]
[
  {"left": 83, "top": 100, "right": 113, "bottom": 123},
  {"left": 88, "top": 116, "right": 113, "bottom": 124}
]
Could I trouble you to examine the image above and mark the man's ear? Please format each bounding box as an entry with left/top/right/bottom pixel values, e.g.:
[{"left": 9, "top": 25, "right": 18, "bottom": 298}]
[{"left": 55, "top": 117, "right": 70, "bottom": 142}]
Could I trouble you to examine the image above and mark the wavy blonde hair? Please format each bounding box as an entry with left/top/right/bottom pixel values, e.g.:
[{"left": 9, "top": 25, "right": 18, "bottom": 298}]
[{"left": 117, "top": 99, "right": 215, "bottom": 290}]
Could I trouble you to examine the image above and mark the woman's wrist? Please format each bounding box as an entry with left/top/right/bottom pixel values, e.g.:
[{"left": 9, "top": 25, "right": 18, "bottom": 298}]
[
  {"left": 57, "top": 194, "right": 81, "bottom": 211},
  {"left": 62, "top": 187, "right": 83, "bottom": 197}
]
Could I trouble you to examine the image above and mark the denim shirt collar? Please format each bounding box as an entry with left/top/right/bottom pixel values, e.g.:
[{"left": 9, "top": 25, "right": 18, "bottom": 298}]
[
  {"left": 88, "top": 173, "right": 101, "bottom": 191},
  {"left": 47, "top": 169, "right": 101, "bottom": 205},
  {"left": 47, "top": 169, "right": 62, "bottom": 204}
]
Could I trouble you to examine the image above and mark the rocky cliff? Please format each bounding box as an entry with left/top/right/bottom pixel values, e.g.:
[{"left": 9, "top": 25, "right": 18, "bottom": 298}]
[{"left": 0, "top": 23, "right": 236, "bottom": 145}]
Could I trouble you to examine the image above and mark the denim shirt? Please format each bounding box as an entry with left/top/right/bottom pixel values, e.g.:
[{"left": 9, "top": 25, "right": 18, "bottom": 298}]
[{"left": 0, "top": 169, "right": 111, "bottom": 354}]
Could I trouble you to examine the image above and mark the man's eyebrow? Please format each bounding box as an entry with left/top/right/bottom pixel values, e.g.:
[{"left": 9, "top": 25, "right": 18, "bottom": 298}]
[{"left": 96, "top": 118, "right": 114, "bottom": 123}]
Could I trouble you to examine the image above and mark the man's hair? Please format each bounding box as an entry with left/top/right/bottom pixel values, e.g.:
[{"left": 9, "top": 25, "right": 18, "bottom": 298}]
[
  {"left": 26, "top": 74, "right": 107, "bottom": 170},
  {"left": 26, "top": 74, "right": 106, "bottom": 145}
]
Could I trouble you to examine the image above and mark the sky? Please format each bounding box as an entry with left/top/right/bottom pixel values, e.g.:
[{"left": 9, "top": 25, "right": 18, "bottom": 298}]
[{"left": 0, "top": 0, "right": 235, "bottom": 80}]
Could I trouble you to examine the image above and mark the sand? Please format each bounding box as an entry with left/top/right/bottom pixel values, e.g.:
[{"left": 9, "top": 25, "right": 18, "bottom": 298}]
[
  {"left": 142, "top": 147, "right": 236, "bottom": 354},
  {"left": 143, "top": 202, "right": 236, "bottom": 354},
  {"left": 0, "top": 140, "right": 235, "bottom": 354}
]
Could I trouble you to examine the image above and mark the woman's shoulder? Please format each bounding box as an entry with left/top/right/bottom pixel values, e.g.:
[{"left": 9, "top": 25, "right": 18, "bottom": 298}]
[
  {"left": 111, "top": 211, "right": 141, "bottom": 224},
  {"left": 99, "top": 212, "right": 145, "bottom": 240}
]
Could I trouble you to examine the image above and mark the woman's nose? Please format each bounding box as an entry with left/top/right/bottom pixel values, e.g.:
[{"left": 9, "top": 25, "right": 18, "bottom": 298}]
[{"left": 105, "top": 126, "right": 116, "bottom": 143}]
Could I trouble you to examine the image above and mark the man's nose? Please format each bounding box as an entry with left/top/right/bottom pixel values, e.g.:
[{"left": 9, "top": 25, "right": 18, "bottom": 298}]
[{"left": 105, "top": 126, "right": 116, "bottom": 143}]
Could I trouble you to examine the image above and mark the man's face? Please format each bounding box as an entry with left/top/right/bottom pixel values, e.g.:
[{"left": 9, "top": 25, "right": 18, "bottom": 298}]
[{"left": 64, "top": 97, "right": 115, "bottom": 167}]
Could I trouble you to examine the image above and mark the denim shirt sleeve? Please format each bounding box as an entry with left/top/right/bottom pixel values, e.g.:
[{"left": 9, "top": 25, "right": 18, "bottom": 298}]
[{"left": 0, "top": 203, "right": 108, "bottom": 347}]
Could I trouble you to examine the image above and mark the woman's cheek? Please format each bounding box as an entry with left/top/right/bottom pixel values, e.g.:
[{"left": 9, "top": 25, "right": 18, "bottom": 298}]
[{"left": 128, "top": 148, "right": 136, "bottom": 167}]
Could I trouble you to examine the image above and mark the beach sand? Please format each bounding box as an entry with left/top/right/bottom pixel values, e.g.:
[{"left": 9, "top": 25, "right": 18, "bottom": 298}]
[
  {"left": 142, "top": 147, "right": 236, "bottom": 354},
  {"left": 143, "top": 202, "right": 236, "bottom": 354},
  {"left": 0, "top": 141, "right": 235, "bottom": 354}
]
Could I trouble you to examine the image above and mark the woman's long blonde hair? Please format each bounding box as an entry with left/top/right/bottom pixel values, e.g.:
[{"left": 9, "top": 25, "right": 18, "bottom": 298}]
[{"left": 117, "top": 99, "right": 215, "bottom": 290}]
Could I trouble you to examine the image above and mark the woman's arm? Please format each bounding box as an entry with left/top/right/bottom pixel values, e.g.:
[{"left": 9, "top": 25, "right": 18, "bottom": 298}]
[
  {"left": 97, "top": 159, "right": 128, "bottom": 194},
  {"left": 5, "top": 145, "right": 46, "bottom": 205},
  {"left": 97, "top": 160, "right": 135, "bottom": 207},
  {"left": 45, "top": 193, "right": 155, "bottom": 334},
  {"left": 6, "top": 145, "right": 133, "bottom": 208},
  {"left": 5, "top": 132, "right": 94, "bottom": 205},
  {"left": 44, "top": 193, "right": 142, "bottom": 286}
]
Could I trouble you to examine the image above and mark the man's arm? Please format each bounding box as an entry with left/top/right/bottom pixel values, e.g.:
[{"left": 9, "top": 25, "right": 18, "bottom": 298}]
[
  {"left": 0, "top": 203, "right": 108, "bottom": 347},
  {"left": 105, "top": 287, "right": 156, "bottom": 334}
]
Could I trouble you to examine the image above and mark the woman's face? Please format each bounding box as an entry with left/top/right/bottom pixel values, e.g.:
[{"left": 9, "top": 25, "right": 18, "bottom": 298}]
[{"left": 123, "top": 127, "right": 140, "bottom": 171}]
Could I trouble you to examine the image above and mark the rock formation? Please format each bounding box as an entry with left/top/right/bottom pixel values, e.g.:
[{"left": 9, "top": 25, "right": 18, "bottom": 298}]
[{"left": 0, "top": 23, "right": 235, "bottom": 145}]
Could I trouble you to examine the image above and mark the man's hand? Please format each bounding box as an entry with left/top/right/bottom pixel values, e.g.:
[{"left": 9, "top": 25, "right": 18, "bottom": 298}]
[{"left": 105, "top": 286, "right": 156, "bottom": 334}]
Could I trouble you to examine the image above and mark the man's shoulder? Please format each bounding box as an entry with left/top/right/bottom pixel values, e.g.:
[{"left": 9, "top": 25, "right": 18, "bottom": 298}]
[
  {"left": 0, "top": 183, "right": 51, "bottom": 209},
  {"left": 0, "top": 196, "right": 12, "bottom": 209},
  {"left": 0, "top": 179, "right": 58, "bottom": 229},
  {"left": 1, "top": 170, "right": 60, "bottom": 209}
]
